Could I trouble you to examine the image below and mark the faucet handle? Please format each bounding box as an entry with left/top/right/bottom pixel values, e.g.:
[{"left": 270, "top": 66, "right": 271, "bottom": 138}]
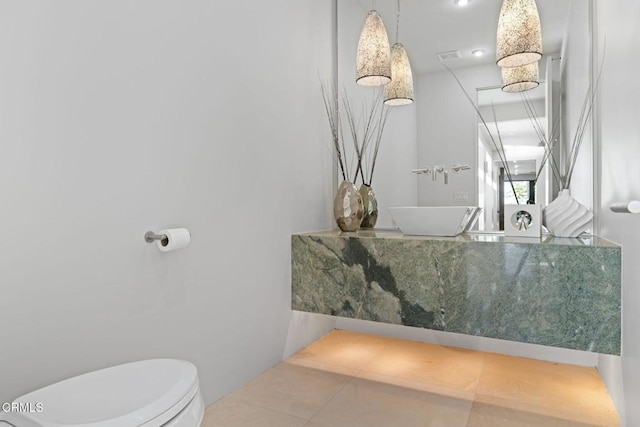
[
  {"left": 432, "top": 165, "right": 445, "bottom": 182},
  {"left": 451, "top": 164, "right": 471, "bottom": 173},
  {"left": 412, "top": 167, "right": 432, "bottom": 175}
]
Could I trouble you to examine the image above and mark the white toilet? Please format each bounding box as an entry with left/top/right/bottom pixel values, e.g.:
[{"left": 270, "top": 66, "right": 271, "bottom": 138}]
[{"left": 0, "top": 359, "right": 204, "bottom": 427}]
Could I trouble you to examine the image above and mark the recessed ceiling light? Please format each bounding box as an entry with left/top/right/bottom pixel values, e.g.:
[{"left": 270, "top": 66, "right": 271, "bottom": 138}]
[
  {"left": 454, "top": 0, "right": 470, "bottom": 6},
  {"left": 471, "top": 49, "right": 485, "bottom": 57}
]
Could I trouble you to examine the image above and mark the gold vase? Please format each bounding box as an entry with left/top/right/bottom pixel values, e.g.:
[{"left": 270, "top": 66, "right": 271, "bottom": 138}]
[
  {"left": 359, "top": 184, "right": 378, "bottom": 229},
  {"left": 333, "top": 181, "right": 363, "bottom": 232}
]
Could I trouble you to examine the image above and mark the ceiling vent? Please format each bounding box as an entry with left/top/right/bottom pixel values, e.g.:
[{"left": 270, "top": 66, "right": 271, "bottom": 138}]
[{"left": 437, "top": 50, "right": 462, "bottom": 62}]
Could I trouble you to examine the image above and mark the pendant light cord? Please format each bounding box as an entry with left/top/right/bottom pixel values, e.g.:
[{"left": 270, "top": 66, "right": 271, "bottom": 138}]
[{"left": 395, "top": 0, "right": 400, "bottom": 43}]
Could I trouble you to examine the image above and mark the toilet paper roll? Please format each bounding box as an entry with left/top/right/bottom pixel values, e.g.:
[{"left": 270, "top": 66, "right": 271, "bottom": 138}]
[{"left": 156, "top": 228, "right": 191, "bottom": 252}]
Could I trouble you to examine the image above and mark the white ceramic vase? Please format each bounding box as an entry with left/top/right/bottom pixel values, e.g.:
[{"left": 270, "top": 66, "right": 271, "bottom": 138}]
[{"left": 542, "top": 189, "right": 593, "bottom": 237}]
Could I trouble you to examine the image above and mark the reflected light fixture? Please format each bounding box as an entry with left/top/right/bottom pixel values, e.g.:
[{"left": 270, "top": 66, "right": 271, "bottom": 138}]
[
  {"left": 496, "top": 0, "right": 542, "bottom": 67},
  {"left": 454, "top": 0, "right": 470, "bottom": 6},
  {"left": 384, "top": 43, "right": 413, "bottom": 105},
  {"left": 384, "top": 0, "right": 413, "bottom": 105},
  {"left": 356, "top": 10, "right": 391, "bottom": 86},
  {"left": 472, "top": 49, "right": 485, "bottom": 57},
  {"left": 501, "top": 61, "right": 539, "bottom": 92}
]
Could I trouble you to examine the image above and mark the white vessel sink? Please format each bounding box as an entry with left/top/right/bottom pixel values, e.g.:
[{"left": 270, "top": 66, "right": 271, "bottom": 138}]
[{"left": 388, "top": 206, "right": 481, "bottom": 237}]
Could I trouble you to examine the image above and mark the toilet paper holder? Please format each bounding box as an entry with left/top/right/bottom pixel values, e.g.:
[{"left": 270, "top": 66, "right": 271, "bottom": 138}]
[
  {"left": 610, "top": 201, "right": 640, "bottom": 214},
  {"left": 144, "top": 231, "right": 168, "bottom": 245},
  {"left": 145, "top": 228, "right": 191, "bottom": 252}
]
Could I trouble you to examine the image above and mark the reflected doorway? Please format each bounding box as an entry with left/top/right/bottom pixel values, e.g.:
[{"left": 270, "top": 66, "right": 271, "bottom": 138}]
[
  {"left": 476, "top": 80, "right": 552, "bottom": 232},
  {"left": 498, "top": 168, "right": 536, "bottom": 230}
]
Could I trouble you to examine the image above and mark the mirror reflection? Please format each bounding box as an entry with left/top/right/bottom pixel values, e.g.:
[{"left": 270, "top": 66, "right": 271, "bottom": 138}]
[{"left": 337, "top": 0, "right": 593, "bottom": 232}]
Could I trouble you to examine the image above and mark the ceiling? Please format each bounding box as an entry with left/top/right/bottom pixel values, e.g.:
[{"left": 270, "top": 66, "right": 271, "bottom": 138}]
[
  {"left": 356, "top": 0, "right": 573, "bottom": 75},
  {"left": 506, "top": 159, "right": 540, "bottom": 175}
]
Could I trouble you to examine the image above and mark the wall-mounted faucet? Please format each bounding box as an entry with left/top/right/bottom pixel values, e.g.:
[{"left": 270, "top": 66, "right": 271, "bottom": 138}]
[
  {"left": 412, "top": 163, "right": 470, "bottom": 185},
  {"left": 432, "top": 165, "right": 448, "bottom": 183}
]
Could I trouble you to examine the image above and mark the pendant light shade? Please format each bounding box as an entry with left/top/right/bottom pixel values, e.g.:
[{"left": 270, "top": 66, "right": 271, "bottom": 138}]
[
  {"left": 356, "top": 10, "right": 391, "bottom": 86},
  {"left": 501, "top": 61, "right": 539, "bottom": 92},
  {"left": 384, "top": 43, "right": 413, "bottom": 105},
  {"left": 496, "top": 0, "right": 543, "bottom": 68}
]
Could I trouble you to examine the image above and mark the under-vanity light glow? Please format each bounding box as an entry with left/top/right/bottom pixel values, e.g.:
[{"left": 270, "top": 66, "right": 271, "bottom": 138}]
[
  {"left": 501, "top": 61, "right": 539, "bottom": 92},
  {"left": 472, "top": 49, "right": 485, "bottom": 57},
  {"left": 384, "top": 43, "right": 414, "bottom": 105},
  {"left": 496, "top": 0, "right": 543, "bottom": 67},
  {"left": 356, "top": 10, "right": 391, "bottom": 86}
]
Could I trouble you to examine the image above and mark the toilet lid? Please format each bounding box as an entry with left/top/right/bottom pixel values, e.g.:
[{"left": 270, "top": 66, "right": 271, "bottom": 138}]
[{"left": 11, "top": 359, "right": 199, "bottom": 427}]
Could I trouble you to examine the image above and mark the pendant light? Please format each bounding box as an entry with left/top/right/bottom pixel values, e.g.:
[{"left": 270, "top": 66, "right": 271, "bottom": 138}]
[
  {"left": 356, "top": 10, "right": 391, "bottom": 86},
  {"left": 496, "top": 0, "right": 543, "bottom": 68},
  {"left": 384, "top": 0, "right": 414, "bottom": 105},
  {"left": 501, "top": 61, "right": 539, "bottom": 92}
]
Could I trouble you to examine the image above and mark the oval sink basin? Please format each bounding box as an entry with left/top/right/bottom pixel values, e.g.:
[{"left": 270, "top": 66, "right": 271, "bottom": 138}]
[{"left": 388, "top": 206, "right": 481, "bottom": 237}]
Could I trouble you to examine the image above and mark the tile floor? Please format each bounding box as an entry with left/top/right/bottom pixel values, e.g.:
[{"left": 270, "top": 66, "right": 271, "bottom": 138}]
[{"left": 202, "top": 330, "right": 619, "bottom": 426}]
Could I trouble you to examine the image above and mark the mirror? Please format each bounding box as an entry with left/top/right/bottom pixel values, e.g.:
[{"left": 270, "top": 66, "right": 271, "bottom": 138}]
[{"left": 337, "top": 0, "right": 594, "bottom": 232}]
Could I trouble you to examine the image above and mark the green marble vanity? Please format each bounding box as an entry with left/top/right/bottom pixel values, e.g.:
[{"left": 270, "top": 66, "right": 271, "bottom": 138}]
[{"left": 291, "top": 229, "right": 621, "bottom": 355}]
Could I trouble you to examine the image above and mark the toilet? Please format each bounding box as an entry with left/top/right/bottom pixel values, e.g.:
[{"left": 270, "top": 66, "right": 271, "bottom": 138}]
[{"left": 0, "top": 359, "right": 204, "bottom": 427}]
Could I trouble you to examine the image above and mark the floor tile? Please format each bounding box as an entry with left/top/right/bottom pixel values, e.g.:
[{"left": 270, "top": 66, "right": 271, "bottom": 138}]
[
  {"left": 204, "top": 330, "right": 620, "bottom": 427},
  {"left": 356, "top": 370, "right": 476, "bottom": 401},
  {"left": 202, "top": 396, "right": 307, "bottom": 427},
  {"left": 286, "top": 329, "right": 390, "bottom": 376},
  {"left": 230, "top": 362, "right": 350, "bottom": 420},
  {"left": 285, "top": 355, "right": 362, "bottom": 377},
  {"left": 310, "top": 377, "right": 472, "bottom": 427},
  {"left": 360, "top": 338, "right": 486, "bottom": 396},
  {"left": 476, "top": 353, "right": 619, "bottom": 426},
  {"left": 466, "top": 400, "right": 602, "bottom": 426}
]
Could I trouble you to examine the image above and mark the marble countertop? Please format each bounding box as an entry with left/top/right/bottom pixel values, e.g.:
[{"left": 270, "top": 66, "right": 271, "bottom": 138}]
[
  {"left": 294, "top": 228, "right": 620, "bottom": 248},
  {"left": 292, "top": 228, "right": 621, "bottom": 354}
]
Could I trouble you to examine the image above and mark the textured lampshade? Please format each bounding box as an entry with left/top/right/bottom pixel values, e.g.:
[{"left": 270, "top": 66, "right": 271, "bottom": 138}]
[
  {"left": 496, "top": 0, "right": 543, "bottom": 68},
  {"left": 384, "top": 43, "right": 414, "bottom": 106},
  {"left": 356, "top": 10, "right": 391, "bottom": 86},
  {"left": 501, "top": 61, "right": 539, "bottom": 92}
]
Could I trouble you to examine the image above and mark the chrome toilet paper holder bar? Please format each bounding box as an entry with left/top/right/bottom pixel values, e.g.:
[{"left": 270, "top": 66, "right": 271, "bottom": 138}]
[
  {"left": 610, "top": 201, "right": 640, "bottom": 214},
  {"left": 145, "top": 231, "right": 168, "bottom": 244}
]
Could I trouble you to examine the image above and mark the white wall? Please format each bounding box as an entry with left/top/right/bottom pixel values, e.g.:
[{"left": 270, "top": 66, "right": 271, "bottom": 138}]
[
  {"left": 594, "top": 1, "right": 640, "bottom": 425},
  {"left": 337, "top": 1, "right": 418, "bottom": 229},
  {"left": 561, "top": 0, "right": 593, "bottom": 208},
  {"left": 416, "top": 64, "right": 501, "bottom": 207},
  {"left": 477, "top": 134, "right": 498, "bottom": 231},
  {"left": 370, "top": 107, "right": 418, "bottom": 228},
  {"left": 0, "top": 0, "right": 335, "bottom": 405}
]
